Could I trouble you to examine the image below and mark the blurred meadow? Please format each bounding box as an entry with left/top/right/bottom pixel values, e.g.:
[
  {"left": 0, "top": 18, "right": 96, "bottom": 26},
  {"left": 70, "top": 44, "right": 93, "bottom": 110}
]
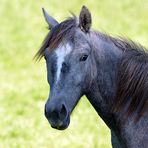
[{"left": 0, "top": 0, "right": 147, "bottom": 147}]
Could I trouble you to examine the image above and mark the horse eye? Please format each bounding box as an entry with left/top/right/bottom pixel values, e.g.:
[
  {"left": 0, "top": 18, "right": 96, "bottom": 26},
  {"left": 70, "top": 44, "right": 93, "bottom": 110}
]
[{"left": 80, "top": 54, "right": 88, "bottom": 61}]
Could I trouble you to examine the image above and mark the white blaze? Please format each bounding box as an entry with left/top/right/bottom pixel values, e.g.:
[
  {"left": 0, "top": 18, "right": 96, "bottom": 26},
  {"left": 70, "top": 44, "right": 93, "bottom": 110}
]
[{"left": 55, "top": 43, "right": 72, "bottom": 81}]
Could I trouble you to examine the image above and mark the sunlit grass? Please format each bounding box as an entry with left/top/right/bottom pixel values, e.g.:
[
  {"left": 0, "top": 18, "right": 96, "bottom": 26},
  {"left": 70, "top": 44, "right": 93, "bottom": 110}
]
[{"left": 0, "top": 0, "right": 147, "bottom": 147}]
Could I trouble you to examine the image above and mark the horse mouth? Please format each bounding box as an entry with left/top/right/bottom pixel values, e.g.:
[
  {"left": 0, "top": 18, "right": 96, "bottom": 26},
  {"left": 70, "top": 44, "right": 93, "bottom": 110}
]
[
  {"left": 49, "top": 115, "right": 70, "bottom": 130},
  {"left": 51, "top": 124, "right": 68, "bottom": 130}
]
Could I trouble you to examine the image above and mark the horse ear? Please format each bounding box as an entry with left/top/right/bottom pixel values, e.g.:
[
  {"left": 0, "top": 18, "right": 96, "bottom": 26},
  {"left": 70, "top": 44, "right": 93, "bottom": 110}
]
[
  {"left": 42, "top": 8, "right": 59, "bottom": 30},
  {"left": 79, "top": 6, "right": 92, "bottom": 33}
]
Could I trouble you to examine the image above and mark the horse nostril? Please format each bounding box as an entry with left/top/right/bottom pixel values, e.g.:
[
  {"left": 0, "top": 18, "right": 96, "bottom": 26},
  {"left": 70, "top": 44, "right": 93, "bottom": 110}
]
[
  {"left": 51, "top": 110, "right": 60, "bottom": 120},
  {"left": 44, "top": 103, "right": 68, "bottom": 123},
  {"left": 59, "top": 104, "right": 67, "bottom": 120}
]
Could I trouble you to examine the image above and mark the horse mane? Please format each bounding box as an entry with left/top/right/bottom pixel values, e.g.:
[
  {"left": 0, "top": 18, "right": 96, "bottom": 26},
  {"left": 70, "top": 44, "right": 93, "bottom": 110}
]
[
  {"left": 92, "top": 31, "right": 148, "bottom": 120},
  {"left": 108, "top": 37, "right": 148, "bottom": 120},
  {"left": 36, "top": 15, "right": 148, "bottom": 120}
]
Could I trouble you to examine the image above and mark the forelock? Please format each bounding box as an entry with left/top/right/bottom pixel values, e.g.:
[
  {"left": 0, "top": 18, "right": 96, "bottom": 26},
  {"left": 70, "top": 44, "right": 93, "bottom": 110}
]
[{"left": 35, "top": 17, "right": 77, "bottom": 60}]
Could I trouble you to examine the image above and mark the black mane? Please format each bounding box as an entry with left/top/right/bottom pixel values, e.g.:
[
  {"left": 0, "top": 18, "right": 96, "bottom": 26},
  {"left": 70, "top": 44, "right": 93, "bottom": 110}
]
[
  {"left": 112, "top": 40, "right": 148, "bottom": 120},
  {"left": 35, "top": 17, "right": 76, "bottom": 60}
]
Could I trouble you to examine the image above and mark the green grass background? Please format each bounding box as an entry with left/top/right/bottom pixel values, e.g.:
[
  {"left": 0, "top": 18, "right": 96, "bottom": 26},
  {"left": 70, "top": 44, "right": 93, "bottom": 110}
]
[{"left": 0, "top": 0, "right": 147, "bottom": 147}]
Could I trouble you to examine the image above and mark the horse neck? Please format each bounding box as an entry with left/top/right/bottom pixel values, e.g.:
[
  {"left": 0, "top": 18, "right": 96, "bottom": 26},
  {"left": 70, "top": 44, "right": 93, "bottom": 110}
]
[{"left": 86, "top": 33, "right": 123, "bottom": 126}]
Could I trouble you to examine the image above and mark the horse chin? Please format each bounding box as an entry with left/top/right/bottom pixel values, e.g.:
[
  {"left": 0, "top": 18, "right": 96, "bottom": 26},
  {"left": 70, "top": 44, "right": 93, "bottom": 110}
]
[
  {"left": 50, "top": 115, "right": 70, "bottom": 130},
  {"left": 51, "top": 124, "right": 68, "bottom": 130}
]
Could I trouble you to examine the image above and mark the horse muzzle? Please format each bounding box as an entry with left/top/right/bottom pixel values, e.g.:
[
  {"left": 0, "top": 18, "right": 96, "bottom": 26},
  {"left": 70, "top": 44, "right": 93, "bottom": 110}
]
[{"left": 45, "top": 103, "right": 70, "bottom": 130}]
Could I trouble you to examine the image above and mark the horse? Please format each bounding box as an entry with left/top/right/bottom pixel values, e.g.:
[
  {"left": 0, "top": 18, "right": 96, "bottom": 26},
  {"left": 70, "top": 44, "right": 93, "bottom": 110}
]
[{"left": 36, "top": 6, "right": 148, "bottom": 148}]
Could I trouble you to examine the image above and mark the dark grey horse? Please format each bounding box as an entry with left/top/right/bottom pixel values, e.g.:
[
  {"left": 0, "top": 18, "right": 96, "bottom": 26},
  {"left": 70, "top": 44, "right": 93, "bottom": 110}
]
[{"left": 36, "top": 6, "right": 148, "bottom": 148}]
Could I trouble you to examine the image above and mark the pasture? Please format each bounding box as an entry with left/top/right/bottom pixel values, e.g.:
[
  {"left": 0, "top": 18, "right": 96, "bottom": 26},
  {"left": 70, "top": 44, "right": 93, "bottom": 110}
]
[{"left": 0, "top": 0, "right": 147, "bottom": 147}]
